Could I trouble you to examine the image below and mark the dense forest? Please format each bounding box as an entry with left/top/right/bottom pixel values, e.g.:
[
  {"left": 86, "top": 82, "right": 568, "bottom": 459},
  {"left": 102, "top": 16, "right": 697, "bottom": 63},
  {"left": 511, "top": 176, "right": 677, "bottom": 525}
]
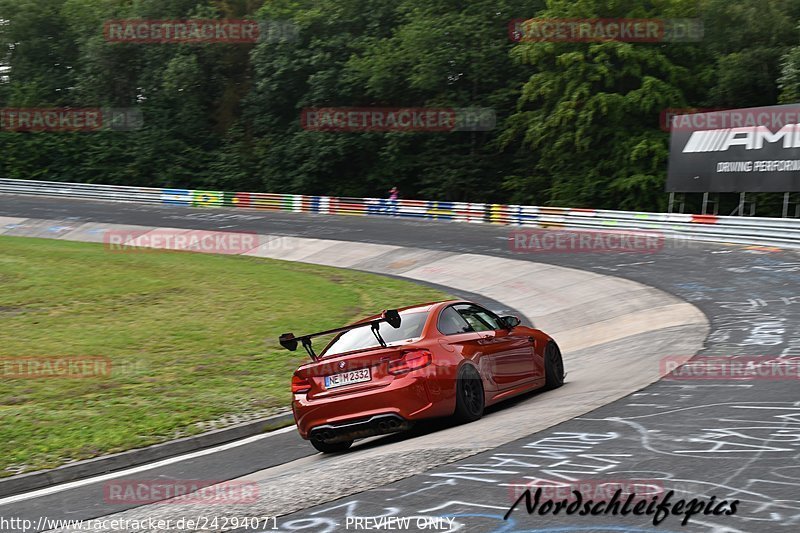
[{"left": 2, "top": 0, "right": 800, "bottom": 213}]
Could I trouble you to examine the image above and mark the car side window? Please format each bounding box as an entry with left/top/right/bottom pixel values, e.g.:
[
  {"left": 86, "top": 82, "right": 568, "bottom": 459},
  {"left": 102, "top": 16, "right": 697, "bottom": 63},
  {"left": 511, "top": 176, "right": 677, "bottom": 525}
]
[
  {"left": 455, "top": 304, "right": 502, "bottom": 332},
  {"left": 438, "top": 306, "right": 474, "bottom": 335}
]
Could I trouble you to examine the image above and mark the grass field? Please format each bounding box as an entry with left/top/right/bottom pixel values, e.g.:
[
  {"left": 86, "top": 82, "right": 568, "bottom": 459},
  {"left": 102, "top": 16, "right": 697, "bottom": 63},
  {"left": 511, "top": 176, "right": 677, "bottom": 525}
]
[{"left": 0, "top": 236, "right": 450, "bottom": 477}]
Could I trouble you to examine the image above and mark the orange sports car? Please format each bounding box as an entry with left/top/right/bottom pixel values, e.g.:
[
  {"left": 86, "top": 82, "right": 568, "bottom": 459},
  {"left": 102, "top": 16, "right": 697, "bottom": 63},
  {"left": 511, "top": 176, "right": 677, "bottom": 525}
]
[{"left": 279, "top": 300, "right": 564, "bottom": 453}]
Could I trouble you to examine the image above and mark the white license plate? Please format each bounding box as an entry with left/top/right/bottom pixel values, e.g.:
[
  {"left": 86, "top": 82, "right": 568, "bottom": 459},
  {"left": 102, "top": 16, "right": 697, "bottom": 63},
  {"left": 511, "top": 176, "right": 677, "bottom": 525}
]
[{"left": 325, "top": 368, "right": 371, "bottom": 389}]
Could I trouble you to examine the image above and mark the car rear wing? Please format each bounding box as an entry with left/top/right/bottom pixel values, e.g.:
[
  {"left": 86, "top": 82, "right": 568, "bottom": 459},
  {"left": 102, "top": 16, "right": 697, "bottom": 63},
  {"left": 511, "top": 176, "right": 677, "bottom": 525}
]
[{"left": 279, "top": 309, "right": 402, "bottom": 361}]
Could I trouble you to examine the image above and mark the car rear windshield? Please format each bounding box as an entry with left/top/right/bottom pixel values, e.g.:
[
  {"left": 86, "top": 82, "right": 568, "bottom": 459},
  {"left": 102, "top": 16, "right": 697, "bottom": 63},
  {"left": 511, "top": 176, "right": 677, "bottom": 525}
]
[{"left": 322, "top": 311, "right": 429, "bottom": 357}]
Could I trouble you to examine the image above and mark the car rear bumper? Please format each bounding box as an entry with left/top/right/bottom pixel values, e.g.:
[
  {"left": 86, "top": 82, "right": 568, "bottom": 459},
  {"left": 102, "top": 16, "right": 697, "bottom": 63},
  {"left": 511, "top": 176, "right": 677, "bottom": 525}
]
[
  {"left": 309, "top": 413, "right": 413, "bottom": 444},
  {"left": 293, "top": 376, "right": 447, "bottom": 440}
]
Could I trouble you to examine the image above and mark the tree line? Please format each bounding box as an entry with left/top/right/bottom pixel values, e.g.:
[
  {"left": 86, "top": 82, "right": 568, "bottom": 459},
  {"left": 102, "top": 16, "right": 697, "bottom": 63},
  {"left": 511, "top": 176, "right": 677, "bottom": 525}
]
[{"left": 1, "top": 0, "right": 800, "bottom": 214}]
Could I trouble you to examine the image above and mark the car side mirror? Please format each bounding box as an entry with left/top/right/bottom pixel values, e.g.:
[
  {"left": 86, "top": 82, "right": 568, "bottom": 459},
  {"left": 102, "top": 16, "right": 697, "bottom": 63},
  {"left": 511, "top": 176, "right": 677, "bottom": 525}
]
[{"left": 500, "top": 315, "right": 521, "bottom": 329}]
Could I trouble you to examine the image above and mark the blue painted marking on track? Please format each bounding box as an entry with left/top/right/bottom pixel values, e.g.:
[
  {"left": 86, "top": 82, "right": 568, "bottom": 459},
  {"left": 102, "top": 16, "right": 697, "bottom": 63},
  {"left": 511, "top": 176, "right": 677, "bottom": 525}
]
[
  {"left": 446, "top": 513, "right": 683, "bottom": 533},
  {"left": 449, "top": 513, "right": 517, "bottom": 533},
  {"left": 491, "top": 525, "right": 682, "bottom": 533},
  {"left": 511, "top": 528, "right": 683, "bottom": 533}
]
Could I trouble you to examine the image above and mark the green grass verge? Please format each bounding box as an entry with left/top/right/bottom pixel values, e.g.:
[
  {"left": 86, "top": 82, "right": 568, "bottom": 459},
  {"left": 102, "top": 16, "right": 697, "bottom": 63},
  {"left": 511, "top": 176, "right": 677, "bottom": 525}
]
[{"left": 0, "top": 236, "right": 450, "bottom": 477}]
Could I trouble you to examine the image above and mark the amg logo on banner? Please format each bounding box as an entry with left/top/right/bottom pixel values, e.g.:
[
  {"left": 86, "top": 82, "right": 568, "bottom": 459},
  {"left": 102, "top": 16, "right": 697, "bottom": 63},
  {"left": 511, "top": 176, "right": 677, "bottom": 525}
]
[
  {"left": 682, "top": 125, "right": 800, "bottom": 152},
  {"left": 667, "top": 104, "right": 800, "bottom": 192}
]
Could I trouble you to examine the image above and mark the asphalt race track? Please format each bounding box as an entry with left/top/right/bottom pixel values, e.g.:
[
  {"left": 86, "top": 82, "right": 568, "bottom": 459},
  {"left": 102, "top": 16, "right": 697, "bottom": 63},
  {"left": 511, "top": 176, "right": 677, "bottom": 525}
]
[{"left": 1, "top": 194, "right": 799, "bottom": 533}]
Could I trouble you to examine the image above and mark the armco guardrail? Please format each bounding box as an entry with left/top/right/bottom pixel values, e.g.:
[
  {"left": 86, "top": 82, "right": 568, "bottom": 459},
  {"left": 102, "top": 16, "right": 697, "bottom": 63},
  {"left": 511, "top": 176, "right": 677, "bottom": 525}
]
[{"left": 1, "top": 177, "right": 799, "bottom": 248}]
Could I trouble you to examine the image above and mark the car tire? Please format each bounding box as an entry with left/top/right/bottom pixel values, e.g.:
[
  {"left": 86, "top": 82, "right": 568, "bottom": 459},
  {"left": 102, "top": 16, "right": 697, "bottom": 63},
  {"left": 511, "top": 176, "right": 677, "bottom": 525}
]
[
  {"left": 544, "top": 341, "right": 565, "bottom": 390},
  {"left": 454, "top": 364, "right": 485, "bottom": 423},
  {"left": 311, "top": 439, "right": 353, "bottom": 454}
]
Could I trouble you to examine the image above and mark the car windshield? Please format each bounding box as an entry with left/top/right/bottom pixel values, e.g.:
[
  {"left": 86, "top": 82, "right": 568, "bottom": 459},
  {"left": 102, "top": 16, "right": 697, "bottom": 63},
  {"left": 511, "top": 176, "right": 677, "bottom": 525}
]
[{"left": 322, "top": 311, "right": 428, "bottom": 357}]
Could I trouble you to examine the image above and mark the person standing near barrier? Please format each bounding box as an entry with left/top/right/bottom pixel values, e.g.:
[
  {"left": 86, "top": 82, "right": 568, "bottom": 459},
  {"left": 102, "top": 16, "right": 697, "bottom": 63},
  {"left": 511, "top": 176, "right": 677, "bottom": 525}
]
[{"left": 388, "top": 186, "right": 399, "bottom": 216}]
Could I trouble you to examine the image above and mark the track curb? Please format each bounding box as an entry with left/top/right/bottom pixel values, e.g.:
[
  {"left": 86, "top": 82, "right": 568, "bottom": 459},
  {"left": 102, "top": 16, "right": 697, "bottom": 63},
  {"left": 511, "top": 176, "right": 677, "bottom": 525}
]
[{"left": 0, "top": 412, "right": 294, "bottom": 499}]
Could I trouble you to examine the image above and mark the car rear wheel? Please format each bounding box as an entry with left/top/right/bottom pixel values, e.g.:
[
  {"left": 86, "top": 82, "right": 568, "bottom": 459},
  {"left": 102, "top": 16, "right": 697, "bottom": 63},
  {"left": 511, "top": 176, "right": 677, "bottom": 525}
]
[
  {"left": 311, "top": 439, "right": 353, "bottom": 454},
  {"left": 454, "top": 365, "right": 484, "bottom": 423},
  {"left": 544, "top": 341, "right": 565, "bottom": 390}
]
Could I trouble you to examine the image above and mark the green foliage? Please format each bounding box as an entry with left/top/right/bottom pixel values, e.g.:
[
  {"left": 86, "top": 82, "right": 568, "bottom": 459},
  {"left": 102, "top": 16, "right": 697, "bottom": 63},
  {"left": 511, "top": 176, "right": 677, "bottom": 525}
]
[{"left": 1, "top": 0, "right": 799, "bottom": 211}]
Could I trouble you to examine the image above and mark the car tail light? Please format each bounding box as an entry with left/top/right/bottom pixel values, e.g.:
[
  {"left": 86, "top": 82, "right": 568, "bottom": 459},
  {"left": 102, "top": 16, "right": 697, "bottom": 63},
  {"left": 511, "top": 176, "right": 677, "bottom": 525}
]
[
  {"left": 388, "top": 350, "right": 432, "bottom": 375},
  {"left": 291, "top": 374, "right": 311, "bottom": 394}
]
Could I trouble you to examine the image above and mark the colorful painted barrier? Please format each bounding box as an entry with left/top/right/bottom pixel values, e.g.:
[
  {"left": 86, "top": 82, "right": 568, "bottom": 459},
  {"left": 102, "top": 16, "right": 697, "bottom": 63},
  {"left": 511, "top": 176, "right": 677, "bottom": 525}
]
[{"left": 0, "top": 178, "right": 799, "bottom": 248}]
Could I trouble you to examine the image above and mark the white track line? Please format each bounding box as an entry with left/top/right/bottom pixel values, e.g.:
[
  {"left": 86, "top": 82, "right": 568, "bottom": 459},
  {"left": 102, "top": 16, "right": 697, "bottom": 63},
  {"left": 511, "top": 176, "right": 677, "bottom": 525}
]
[{"left": 0, "top": 425, "right": 296, "bottom": 506}]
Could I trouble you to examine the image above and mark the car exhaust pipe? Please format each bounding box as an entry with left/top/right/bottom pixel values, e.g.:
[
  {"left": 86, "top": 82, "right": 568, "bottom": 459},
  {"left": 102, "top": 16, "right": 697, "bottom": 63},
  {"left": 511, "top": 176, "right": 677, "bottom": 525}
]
[{"left": 310, "top": 415, "right": 412, "bottom": 443}]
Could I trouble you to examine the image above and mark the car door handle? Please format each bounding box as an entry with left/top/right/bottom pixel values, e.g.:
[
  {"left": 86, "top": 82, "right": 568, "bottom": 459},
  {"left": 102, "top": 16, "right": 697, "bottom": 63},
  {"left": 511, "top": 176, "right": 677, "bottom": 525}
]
[{"left": 477, "top": 334, "right": 493, "bottom": 344}]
